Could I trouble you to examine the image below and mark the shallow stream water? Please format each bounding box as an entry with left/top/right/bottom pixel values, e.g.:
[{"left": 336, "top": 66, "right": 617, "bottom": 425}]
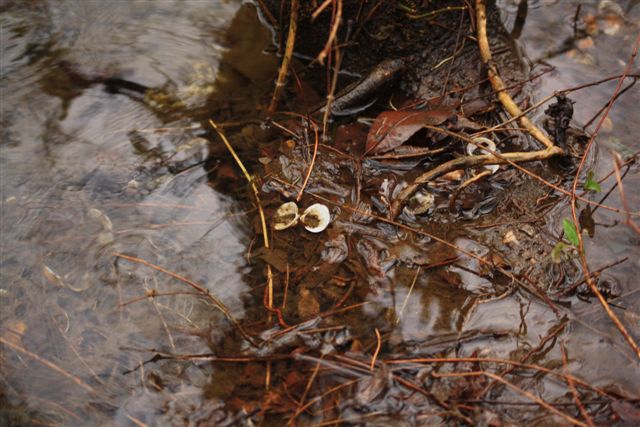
[{"left": 1, "top": 1, "right": 639, "bottom": 425}]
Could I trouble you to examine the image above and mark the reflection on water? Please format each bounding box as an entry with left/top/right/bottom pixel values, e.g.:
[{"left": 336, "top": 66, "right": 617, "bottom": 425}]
[{"left": 0, "top": 1, "right": 274, "bottom": 424}]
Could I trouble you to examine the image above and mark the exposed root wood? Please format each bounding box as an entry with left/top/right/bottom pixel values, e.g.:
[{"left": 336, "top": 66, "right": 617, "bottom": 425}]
[
  {"left": 476, "top": 0, "right": 557, "bottom": 150},
  {"left": 268, "top": 0, "right": 299, "bottom": 115},
  {"left": 390, "top": 127, "right": 562, "bottom": 217},
  {"left": 389, "top": 1, "right": 565, "bottom": 217}
]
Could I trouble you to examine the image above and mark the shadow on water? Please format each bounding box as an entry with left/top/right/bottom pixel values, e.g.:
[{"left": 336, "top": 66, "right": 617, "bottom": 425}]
[{"left": 1, "top": 0, "right": 639, "bottom": 425}]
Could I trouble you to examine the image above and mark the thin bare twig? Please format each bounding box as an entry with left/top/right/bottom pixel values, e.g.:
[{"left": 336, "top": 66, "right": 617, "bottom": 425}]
[
  {"left": 209, "top": 119, "right": 276, "bottom": 317},
  {"left": 297, "top": 121, "right": 319, "bottom": 201},
  {"left": 612, "top": 152, "right": 640, "bottom": 234},
  {"left": 114, "top": 252, "right": 257, "bottom": 346},
  {"left": 432, "top": 370, "right": 587, "bottom": 426},
  {"left": 0, "top": 337, "right": 95, "bottom": 394},
  {"left": 268, "top": 0, "right": 299, "bottom": 115},
  {"left": 561, "top": 343, "right": 595, "bottom": 427},
  {"left": 397, "top": 266, "right": 421, "bottom": 322},
  {"left": 568, "top": 33, "right": 640, "bottom": 359},
  {"left": 316, "top": 0, "right": 343, "bottom": 65},
  {"left": 370, "top": 328, "right": 382, "bottom": 371}
]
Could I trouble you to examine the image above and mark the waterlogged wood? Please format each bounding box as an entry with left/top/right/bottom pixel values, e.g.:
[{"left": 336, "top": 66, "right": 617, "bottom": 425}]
[{"left": 365, "top": 109, "right": 452, "bottom": 154}]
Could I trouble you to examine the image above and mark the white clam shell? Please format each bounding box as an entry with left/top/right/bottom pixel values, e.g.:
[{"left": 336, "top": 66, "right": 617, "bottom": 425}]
[
  {"left": 405, "top": 190, "right": 435, "bottom": 216},
  {"left": 300, "top": 203, "right": 331, "bottom": 233},
  {"left": 274, "top": 201, "right": 300, "bottom": 230},
  {"left": 467, "top": 137, "right": 499, "bottom": 174}
]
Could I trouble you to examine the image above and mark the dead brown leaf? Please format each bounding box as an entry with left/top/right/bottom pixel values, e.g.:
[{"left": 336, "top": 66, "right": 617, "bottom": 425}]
[
  {"left": 365, "top": 109, "right": 452, "bottom": 154},
  {"left": 297, "top": 288, "right": 320, "bottom": 318}
]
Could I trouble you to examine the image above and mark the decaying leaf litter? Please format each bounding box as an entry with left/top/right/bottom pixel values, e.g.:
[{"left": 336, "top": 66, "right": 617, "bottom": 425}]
[
  {"left": 137, "top": 1, "right": 639, "bottom": 425},
  {"left": 126, "top": 1, "right": 640, "bottom": 424},
  {"left": 3, "top": 0, "right": 639, "bottom": 425}
]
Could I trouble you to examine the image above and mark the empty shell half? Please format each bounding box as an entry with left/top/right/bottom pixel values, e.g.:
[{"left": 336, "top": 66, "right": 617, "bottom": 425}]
[
  {"left": 274, "top": 201, "right": 300, "bottom": 230},
  {"left": 300, "top": 203, "right": 331, "bottom": 233},
  {"left": 467, "top": 137, "right": 499, "bottom": 174},
  {"left": 405, "top": 190, "right": 435, "bottom": 216}
]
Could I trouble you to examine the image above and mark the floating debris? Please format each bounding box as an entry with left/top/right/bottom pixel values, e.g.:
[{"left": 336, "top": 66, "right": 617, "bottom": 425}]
[
  {"left": 404, "top": 190, "right": 435, "bottom": 216},
  {"left": 300, "top": 203, "right": 331, "bottom": 233},
  {"left": 274, "top": 201, "right": 300, "bottom": 230},
  {"left": 467, "top": 137, "right": 499, "bottom": 174}
]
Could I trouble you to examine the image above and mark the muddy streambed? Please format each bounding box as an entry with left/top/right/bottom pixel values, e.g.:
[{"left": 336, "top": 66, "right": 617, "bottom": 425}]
[{"left": 1, "top": 1, "right": 639, "bottom": 425}]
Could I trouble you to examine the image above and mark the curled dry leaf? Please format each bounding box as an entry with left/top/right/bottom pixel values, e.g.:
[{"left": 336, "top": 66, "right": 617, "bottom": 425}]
[
  {"left": 274, "top": 201, "right": 299, "bottom": 230},
  {"left": 300, "top": 203, "right": 331, "bottom": 233},
  {"left": 365, "top": 109, "right": 452, "bottom": 155}
]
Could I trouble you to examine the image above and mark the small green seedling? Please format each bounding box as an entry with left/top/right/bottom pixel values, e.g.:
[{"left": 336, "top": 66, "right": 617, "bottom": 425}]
[
  {"left": 583, "top": 171, "right": 602, "bottom": 193},
  {"left": 562, "top": 218, "right": 580, "bottom": 246}
]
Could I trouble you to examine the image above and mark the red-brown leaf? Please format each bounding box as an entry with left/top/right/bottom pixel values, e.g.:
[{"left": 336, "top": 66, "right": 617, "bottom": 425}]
[{"left": 365, "top": 109, "right": 452, "bottom": 155}]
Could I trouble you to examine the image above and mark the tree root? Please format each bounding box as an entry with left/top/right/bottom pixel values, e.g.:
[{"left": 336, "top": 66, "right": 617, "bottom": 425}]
[
  {"left": 389, "top": 0, "right": 564, "bottom": 218},
  {"left": 268, "top": 0, "right": 298, "bottom": 115},
  {"left": 390, "top": 126, "right": 562, "bottom": 218}
]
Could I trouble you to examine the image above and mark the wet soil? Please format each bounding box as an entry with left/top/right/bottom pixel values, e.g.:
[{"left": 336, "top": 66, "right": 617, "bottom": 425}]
[{"left": 1, "top": 0, "right": 639, "bottom": 426}]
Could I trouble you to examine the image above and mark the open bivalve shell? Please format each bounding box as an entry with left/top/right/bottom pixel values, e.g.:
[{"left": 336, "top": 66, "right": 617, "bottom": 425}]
[
  {"left": 274, "top": 201, "right": 300, "bottom": 230},
  {"left": 404, "top": 190, "right": 435, "bottom": 216},
  {"left": 467, "top": 137, "right": 499, "bottom": 174},
  {"left": 300, "top": 203, "right": 331, "bottom": 233}
]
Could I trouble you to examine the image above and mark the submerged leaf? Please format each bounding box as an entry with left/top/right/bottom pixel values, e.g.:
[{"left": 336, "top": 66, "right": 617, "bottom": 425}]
[
  {"left": 297, "top": 288, "right": 320, "bottom": 318},
  {"left": 365, "top": 109, "right": 452, "bottom": 154},
  {"left": 562, "top": 218, "right": 580, "bottom": 246},
  {"left": 256, "top": 247, "right": 290, "bottom": 272},
  {"left": 579, "top": 207, "right": 595, "bottom": 238}
]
